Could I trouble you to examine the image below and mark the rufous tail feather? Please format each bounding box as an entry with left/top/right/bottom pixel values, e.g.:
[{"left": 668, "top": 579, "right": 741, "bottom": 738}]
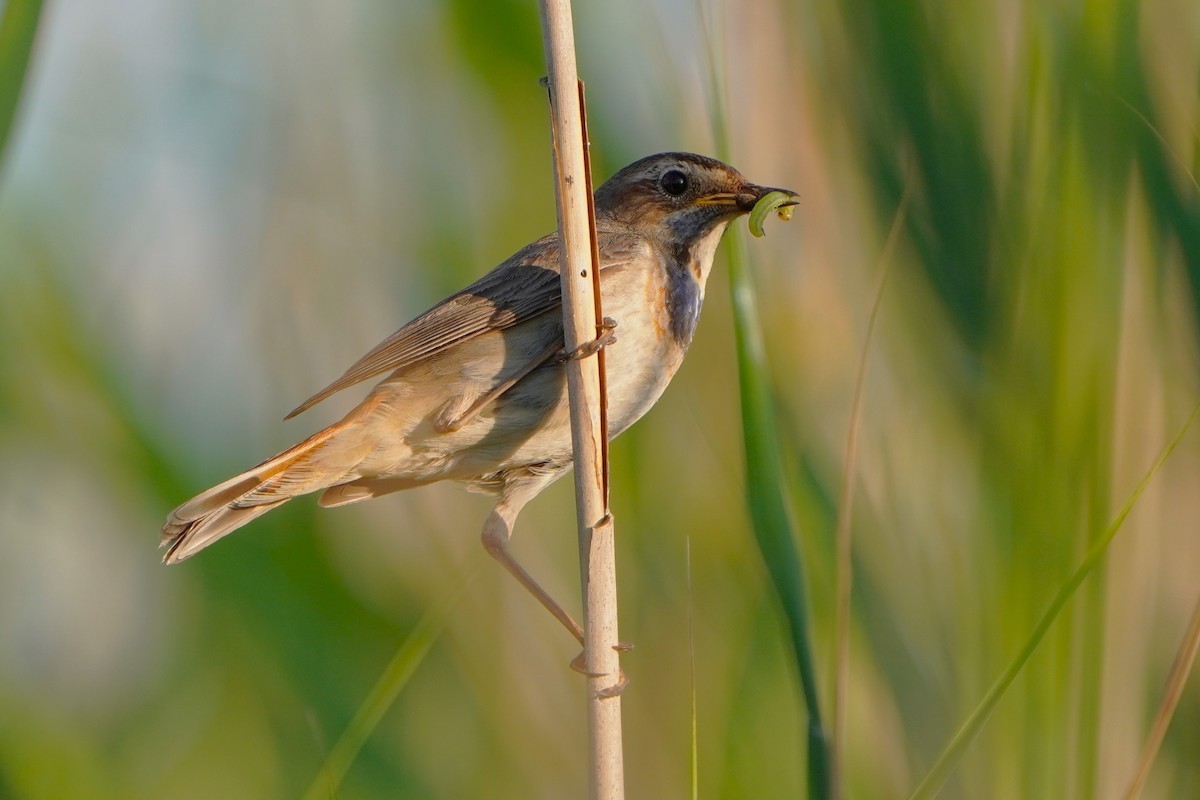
[{"left": 161, "top": 416, "right": 366, "bottom": 564}]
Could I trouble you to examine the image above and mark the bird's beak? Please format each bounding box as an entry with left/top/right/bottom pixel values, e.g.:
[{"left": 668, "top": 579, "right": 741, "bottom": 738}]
[
  {"left": 695, "top": 184, "right": 799, "bottom": 212},
  {"left": 734, "top": 183, "right": 799, "bottom": 213}
]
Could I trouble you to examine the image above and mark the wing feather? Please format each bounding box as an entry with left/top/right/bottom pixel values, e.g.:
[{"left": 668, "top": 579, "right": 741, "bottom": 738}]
[{"left": 285, "top": 231, "right": 646, "bottom": 418}]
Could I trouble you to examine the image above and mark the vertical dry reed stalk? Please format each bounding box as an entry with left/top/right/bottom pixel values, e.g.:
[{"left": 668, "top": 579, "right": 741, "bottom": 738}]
[{"left": 537, "top": 1, "right": 625, "bottom": 797}]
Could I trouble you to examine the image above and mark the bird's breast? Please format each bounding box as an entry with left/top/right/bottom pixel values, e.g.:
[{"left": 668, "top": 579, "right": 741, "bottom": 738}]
[{"left": 590, "top": 255, "right": 705, "bottom": 438}]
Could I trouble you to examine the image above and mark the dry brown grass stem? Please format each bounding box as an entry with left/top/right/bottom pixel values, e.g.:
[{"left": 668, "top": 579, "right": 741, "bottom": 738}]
[
  {"left": 830, "top": 170, "right": 913, "bottom": 799},
  {"left": 1124, "top": 593, "right": 1200, "bottom": 799},
  {"left": 537, "top": 2, "right": 625, "bottom": 798}
]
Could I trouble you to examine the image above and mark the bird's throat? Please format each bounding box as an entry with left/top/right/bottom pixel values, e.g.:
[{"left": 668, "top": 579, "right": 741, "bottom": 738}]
[{"left": 664, "top": 220, "right": 728, "bottom": 347}]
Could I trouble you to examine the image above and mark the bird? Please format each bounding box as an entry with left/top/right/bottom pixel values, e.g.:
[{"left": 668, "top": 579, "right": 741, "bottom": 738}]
[{"left": 162, "top": 151, "right": 796, "bottom": 643}]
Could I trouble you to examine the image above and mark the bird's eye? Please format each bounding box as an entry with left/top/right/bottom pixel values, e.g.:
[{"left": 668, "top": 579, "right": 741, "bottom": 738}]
[{"left": 659, "top": 169, "right": 689, "bottom": 197}]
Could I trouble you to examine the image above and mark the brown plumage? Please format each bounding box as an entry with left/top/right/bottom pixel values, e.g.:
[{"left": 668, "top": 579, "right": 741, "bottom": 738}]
[{"left": 162, "top": 152, "right": 796, "bottom": 640}]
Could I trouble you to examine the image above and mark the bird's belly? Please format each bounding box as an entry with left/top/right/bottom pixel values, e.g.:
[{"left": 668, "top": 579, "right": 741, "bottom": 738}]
[{"left": 357, "top": 266, "right": 698, "bottom": 482}]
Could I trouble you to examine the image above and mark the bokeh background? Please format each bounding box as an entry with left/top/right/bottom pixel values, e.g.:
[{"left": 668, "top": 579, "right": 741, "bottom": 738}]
[{"left": 2, "top": 0, "right": 1199, "bottom": 797}]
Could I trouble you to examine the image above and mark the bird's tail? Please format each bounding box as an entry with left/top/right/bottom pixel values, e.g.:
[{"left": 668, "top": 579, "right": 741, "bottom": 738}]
[{"left": 161, "top": 409, "right": 375, "bottom": 564}]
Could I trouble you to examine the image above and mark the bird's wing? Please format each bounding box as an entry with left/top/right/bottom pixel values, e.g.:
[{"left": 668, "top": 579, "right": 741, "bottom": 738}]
[{"left": 285, "top": 231, "right": 643, "bottom": 419}]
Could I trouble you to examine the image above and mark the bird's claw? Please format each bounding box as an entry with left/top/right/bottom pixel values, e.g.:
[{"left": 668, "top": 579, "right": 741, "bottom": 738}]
[
  {"left": 569, "top": 637, "right": 632, "bottom": 697},
  {"left": 569, "top": 650, "right": 629, "bottom": 698},
  {"left": 596, "top": 671, "right": 628, "bottom": 699},
  {"left": 563, "top": 317, "right": 618, "bottom": 361}
]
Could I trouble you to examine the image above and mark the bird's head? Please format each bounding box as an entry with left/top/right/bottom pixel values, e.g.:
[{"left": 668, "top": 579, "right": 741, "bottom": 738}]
[{"left": 594, "top": 152, "right": 797, "bottom": 243}]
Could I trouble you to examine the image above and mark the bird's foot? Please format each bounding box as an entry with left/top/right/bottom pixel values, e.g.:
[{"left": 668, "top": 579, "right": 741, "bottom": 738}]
[
  {"left": 569, "top": 649, "right": 629, "bottom": 698},
  {"left": 569, "top": 639, "right": 632, "bottom": 697},
  {"left": 562, "top": 317, "right": 618, "bottom": 361},
  {"left": 569, "top": 641, "right": 634, "bottom": 673},
  {"left": 596, "top": 671, "right": 628, "bottom": 699}
]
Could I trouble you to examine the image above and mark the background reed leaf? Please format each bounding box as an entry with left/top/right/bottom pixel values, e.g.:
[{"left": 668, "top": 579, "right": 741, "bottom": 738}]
[{"left": 0, "top": 0, "right": 42, "bottom": 177}]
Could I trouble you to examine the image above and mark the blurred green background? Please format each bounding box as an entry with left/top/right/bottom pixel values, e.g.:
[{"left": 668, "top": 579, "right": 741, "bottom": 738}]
[{"left": 2, "top": 0, "right": 1199, "bottom": 798}]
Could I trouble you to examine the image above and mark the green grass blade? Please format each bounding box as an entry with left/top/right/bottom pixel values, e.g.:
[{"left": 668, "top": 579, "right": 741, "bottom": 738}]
[
  {"left": 727, "top": 231, "right": 831, "bottom": 799},
  {"left": 0, "top": 0, "right": 43, "bottom": 178},
  {"left": 909, "top": 401, "right": 1200, "bottom": 800},
  {"left": 698, "top": 2, "right": 829, "bottom": 795},
  {"left": 302, "top": 574, "right": 470, "bottom": 800}
]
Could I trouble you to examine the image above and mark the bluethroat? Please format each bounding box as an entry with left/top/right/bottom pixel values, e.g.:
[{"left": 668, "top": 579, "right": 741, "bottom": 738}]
[{"left": 162, "top": 152, "right": 797, "bottom": 643}]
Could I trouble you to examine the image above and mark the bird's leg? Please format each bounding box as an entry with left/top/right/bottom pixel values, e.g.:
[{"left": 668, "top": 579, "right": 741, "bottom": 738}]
[
  {"left": 482, "top": 474, "right": 630, "bottom": 691},
  {"left": 559, "top": 316, "right": 618, "bottom": 362},
  {"left": 481, "top": 488, "right": 585, "bottom": 646}
]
